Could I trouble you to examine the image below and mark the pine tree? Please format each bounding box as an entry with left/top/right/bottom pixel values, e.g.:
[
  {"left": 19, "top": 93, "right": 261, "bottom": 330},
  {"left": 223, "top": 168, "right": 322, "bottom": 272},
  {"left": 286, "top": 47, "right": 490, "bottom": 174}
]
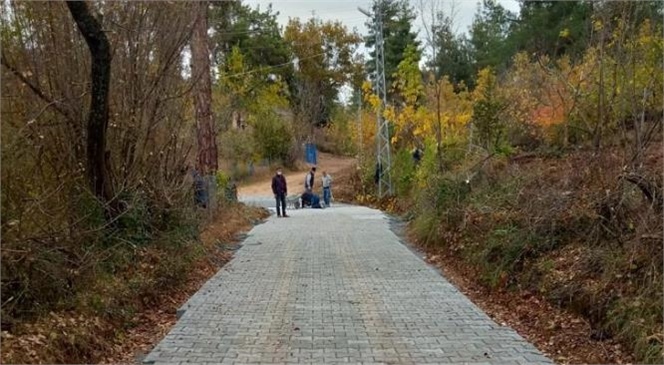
[
  {"left": 508, "top": 0, "right": 593, "bottom": 59},
  {"left": 427, "top": 15, "right": 474, "bottom": 89},
  {"left": 469, "top": 0, "right": 515, "bottom": 75},
  {"left": 364, "top": 0, "right": 420, "bottom": 102}
]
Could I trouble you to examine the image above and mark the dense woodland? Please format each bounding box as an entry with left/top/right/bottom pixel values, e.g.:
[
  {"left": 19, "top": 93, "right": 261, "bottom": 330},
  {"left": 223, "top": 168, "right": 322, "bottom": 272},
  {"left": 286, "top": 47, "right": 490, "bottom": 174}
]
[{"left": 1, "top": 0, "right": 662, "bottom": 363}]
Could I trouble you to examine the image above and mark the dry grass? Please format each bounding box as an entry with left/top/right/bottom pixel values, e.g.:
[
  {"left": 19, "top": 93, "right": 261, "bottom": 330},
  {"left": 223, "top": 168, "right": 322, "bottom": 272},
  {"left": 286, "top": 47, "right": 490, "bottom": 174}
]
[
  {"left": 419, "top": 246, "right": 635, "bottom": 364},
  {"left": 1, "top": 203, "right": 268, "bottom": 364},
  {"left": 100, "top": 203, "right": 269, "bottom": 364},
  {"left": 403, "top": 143, "right": 663, "bottom": 363}
]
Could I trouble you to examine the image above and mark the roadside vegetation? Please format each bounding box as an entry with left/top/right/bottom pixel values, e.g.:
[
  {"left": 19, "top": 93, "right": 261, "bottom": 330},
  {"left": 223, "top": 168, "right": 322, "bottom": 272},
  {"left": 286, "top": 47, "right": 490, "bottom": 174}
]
[
  {"left": 337, "top": 1, "right": 663, "bottom": 363},
  {"left": 1, "top": 0, "right": 662, "bottom": 363},
  {"left": 1, "top": 1, "right": 354, "bottom": 362}
]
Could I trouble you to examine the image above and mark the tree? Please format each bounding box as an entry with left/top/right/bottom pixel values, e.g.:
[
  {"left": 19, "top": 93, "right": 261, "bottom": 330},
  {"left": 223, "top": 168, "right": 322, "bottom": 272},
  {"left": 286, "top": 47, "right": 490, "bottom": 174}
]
[
  {"left": 508, "top": 0, "right": 593, "bottom": 59},
  {"left": 252, "top": 110, "right": 293, "bottom": 163},
  {"left": 1, "top": 1, "right": 201, "bottom": 339},
  {"left": 574, "top": 2, "right": 664, "bottom": 154},
  {"left": 469, "top": 0, "right": 515, "bottom": 74},
  {"left": 218, "top": 46, "right": 252, "bottom": 129},
  {"left": 284, "top": 17, "right": 362, "bottom": 131},
  {"left": 418, "top": 0, "right": 472, "bottom": 171},
  {"left": 386, "top": 44, "right": 426, "bottom": 148},
  {"left": 191, "top": 1, "right": 218, "bottom": 175},
  {"left": 209, "top": 1, "right": 292, "bottom": 81},
  {"left": 2, "top": 1, "right": 198, "bottom": 198},
  {"left": 471, "top": 67, "right": 507, "bottom": 153},
  {"left": 430, "top": 21, "right": 473, "bottom": 89},
  {"left": 216, "top": 44, "right": 291, "bottom": 165},
  {"left": 364, "top": 0, "right": 420, "bottom": 102},
  {"left": 66, "top": 1, "right": 113, "bottom": 205},
  {"left": 419, "top": 0, "right": 473, "bottom": 89}
]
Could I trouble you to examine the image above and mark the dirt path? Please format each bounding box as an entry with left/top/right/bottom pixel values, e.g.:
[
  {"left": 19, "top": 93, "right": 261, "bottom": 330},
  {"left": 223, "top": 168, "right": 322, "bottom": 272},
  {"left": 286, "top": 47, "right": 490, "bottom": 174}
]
[{"left": 237, "top": 153, "right": 355, "bottom": 197}]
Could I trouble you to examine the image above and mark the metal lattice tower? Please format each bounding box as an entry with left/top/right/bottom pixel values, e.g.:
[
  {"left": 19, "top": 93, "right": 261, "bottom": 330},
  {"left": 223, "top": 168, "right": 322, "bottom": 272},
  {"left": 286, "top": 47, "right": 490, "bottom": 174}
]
[{"left": 370, "top": 1, "right": 392, "bottom": 197}]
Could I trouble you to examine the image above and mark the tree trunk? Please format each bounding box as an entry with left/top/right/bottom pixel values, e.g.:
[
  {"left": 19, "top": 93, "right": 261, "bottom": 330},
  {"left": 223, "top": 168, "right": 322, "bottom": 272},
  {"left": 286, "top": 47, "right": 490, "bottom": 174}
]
[
  {"left": 593, "top": 19, "right": 606, "bottom": 151},
  {"left": 66, "top": 1, "right": 113, "bottom": 204},
  {"left": 191, "top": 0, "right": 217, "bottom": 175},
  {"left": 191, "top": 0, "right": 217, "bottom": 212},
  {"left": 435, "top": 82, "right": 444, "bottom": 172}
]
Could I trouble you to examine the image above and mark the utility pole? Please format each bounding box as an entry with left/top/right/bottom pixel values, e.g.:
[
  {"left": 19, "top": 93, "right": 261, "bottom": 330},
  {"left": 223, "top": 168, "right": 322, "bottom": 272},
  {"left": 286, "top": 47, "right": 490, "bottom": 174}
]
[
  {"left": 359, "top": 1, "right": 392, "bottom": 197},
  {"left": 357, "top": 89, "right": 363, "bottom": 163}
]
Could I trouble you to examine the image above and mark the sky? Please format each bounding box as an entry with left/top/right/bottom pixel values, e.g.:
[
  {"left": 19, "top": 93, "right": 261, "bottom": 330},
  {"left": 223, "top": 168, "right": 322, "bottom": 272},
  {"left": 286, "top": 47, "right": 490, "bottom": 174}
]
[
  {"left": 241, "top": 0, "right": 522, "bottom": 102},
  {"left": 243, "top": 0, "right": 522, "bottom": 45}
]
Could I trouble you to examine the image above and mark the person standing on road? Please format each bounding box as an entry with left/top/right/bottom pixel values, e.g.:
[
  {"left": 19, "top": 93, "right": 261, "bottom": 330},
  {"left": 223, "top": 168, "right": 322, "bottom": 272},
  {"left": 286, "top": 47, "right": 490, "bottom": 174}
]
[
  {"left": 271, "top": 167, "right": 289, "bottom": 218},
  {"left": 304, "top": 166, "right": 316, "bottom": 192},
  {"left": 322, "top": 171, "right": 333, "bottom": 207}
]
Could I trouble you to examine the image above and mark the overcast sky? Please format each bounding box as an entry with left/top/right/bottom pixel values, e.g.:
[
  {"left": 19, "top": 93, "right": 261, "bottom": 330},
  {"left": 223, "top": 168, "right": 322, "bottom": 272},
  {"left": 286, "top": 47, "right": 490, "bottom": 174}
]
[
  {"left": 243, "top": 0, "right": 521, "bottom": 48},
  {"left": 242, "top": 0, "right": 521, "bottom": 102}
]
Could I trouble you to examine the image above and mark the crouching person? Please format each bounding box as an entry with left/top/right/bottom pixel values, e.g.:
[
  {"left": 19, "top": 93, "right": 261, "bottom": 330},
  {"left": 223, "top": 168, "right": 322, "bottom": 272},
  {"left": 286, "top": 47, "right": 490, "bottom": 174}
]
[{"left": 301, "top": 190, "right": 323, "bottom": 209}]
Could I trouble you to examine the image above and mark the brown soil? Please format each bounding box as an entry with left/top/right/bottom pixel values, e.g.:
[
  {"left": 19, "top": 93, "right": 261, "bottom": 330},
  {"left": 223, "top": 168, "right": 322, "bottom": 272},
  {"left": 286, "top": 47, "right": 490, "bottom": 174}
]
[
  {"left": 238, "top": 153, "right": 355, "bottom": 197},
  {"left": 418, "top": 248, "right": 634, "bottom": 364}
]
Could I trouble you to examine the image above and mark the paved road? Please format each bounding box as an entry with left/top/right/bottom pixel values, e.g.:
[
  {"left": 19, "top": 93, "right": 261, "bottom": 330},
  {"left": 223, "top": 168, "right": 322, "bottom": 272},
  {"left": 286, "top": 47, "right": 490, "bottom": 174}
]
[{"left": 144, "top": 204, "right": 552, "bottom": 364}]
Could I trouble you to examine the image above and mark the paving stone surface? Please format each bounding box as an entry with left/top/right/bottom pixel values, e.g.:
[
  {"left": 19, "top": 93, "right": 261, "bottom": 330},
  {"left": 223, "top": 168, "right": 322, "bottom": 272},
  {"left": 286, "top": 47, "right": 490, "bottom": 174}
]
[{"left": 144, "top": 203, "right": 552, "bottom": 364}]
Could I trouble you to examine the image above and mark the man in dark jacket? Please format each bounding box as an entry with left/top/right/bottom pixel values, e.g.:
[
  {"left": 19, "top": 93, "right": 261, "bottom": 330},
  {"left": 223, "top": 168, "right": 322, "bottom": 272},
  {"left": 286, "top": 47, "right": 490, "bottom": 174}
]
[{"left": 271, "top": 167, "right": 289, "bottom": 218}]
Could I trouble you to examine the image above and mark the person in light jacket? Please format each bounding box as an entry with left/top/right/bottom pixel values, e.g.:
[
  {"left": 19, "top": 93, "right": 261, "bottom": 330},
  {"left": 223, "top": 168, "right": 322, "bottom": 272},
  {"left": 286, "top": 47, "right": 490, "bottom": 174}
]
[
  {"left": 304, "top": 166, "right": 316, "bottom": 192},
  {"left": 322, "top": 171, "right": 333, "bottom": 207}
]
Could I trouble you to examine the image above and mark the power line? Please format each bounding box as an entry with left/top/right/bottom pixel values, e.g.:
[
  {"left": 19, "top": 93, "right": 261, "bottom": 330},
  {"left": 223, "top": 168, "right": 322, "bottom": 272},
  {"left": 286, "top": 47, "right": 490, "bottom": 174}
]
[
  {"left": 220, "top": 39, "right": 362, "bottom": 51},
  {"left": 213, "top": 28, "right": 274, "bottom": 36},
  {"left": 218, "top": 51, "right": 326, "bottom": 79},
  {"left": 209, "top": 15, "right": 369, "bottom": 37}
]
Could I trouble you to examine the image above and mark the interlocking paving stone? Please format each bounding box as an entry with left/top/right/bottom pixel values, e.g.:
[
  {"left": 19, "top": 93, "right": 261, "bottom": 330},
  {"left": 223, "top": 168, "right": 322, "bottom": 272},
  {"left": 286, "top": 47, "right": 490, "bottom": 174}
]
[{"left": 145, "top": 204, "right": 552, "bottom": 364}]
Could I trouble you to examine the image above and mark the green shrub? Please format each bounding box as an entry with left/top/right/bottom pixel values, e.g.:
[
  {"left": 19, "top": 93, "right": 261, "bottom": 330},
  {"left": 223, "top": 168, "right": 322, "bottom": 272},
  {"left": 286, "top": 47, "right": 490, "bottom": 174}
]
[
  {"left": 392, "top": 149, "right": 416, "bottom": 197},
  {"left": 607, "top": 294, "right": 664, "bottom": 363},
  {"left": 219, "top": 128, "right": 256, "bottom": 170},
  {"left": 72, "top": 188, "right": 107, "bottom": 231},
  {"left": 215, "top": 170, "right": 237, "bottom": 203},
  {"left": 548, "top": 117, "right": 591, "bottom": 148},
  {"left": 414, "top": 139, "right": 439, "bottom": 189},
  {"left": 472, "top": 97, "right": 507, "bottom": 153},
  {"left": 507, "top": 121, "right": 545, "bottom": 151},
  {"left": 324, "top": 111, "right": 357, "bottom": 156},
  {"left": 251, "top": 110, "right": 293, "bottom": 163},
  {"left": 356, "top": 150, "right": 379, "bottom": 196},
  {"left": 478, "top": 224, "right": 530, "bottom": 288},
  {"left": 440, "top": 142, "right": 468, "bottom": 170},
  {"left": 411, "top": 210, "right": 441, "bottom": 246},
  {"left": 114, "top": 190, "right": 153, "bottom": 245}
]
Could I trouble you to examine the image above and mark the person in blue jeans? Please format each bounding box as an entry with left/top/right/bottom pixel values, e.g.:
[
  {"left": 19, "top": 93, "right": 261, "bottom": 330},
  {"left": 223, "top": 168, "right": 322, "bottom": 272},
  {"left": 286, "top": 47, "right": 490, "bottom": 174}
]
[
  {"left": 301, "top": 191, "right": 323, "bottom": 208},
  {"left": 322, "top": 171, "right": 332, "bottom": 207}
]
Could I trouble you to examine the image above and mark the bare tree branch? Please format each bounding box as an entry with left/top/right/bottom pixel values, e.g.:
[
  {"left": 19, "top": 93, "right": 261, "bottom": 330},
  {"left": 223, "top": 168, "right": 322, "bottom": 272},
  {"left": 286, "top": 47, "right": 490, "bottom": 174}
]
[{"left": 1, "top": 53, "right": 77, "bottom": 124}]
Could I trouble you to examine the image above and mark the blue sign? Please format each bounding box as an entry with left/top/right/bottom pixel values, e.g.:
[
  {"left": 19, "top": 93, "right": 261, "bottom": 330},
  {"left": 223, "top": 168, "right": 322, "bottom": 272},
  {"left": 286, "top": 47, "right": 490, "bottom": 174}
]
[{"left": 305, "top": 143, "right": 317, "bottom": 165}]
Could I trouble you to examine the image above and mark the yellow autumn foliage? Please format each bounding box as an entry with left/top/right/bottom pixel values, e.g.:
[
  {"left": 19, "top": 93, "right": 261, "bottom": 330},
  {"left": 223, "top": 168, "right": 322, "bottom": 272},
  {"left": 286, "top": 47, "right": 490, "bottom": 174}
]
[{"left": 363, "top": 45, "right": 474, "bottom": 150}]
